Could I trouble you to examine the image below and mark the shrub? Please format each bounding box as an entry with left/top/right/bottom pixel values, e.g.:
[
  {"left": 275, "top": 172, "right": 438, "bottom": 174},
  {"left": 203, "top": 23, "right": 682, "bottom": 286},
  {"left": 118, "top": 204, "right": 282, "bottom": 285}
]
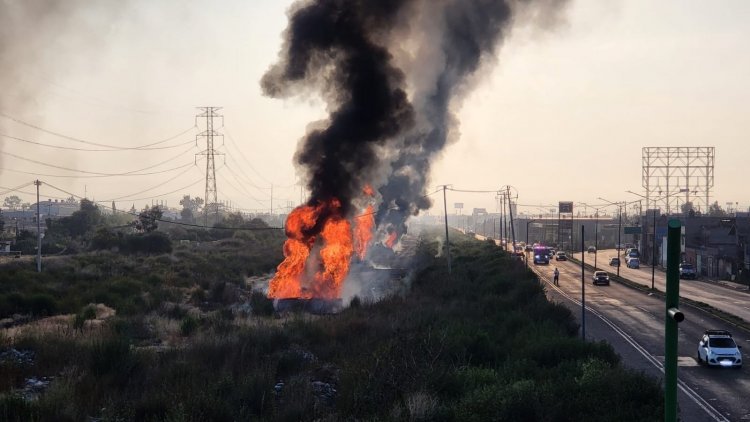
[
  {"left": 73, "top": 304, "right": 98, "bottom": 330},
  {"left": 28, "top": 293, "right": 58, "bottom": 316},
  {"left": 180, "top": 316, "right": 199, "bottom": 336},
  {"left": 249, "top": 291, "right": 274, "bottom": 316}
]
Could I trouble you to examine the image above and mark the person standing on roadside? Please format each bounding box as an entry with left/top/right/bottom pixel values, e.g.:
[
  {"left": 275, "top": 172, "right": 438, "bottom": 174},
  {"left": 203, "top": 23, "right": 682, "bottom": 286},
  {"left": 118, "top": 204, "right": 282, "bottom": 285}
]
[{"left": 553, "top": 267, "right": 560, "bottom": 286}]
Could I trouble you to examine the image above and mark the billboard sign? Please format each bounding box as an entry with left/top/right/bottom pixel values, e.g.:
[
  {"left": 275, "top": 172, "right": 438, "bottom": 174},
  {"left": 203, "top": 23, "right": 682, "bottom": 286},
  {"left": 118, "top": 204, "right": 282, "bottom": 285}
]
[
  {"left": 559, "top": 201, "right": 573, "bottom": 214},
  {"left": 624, "top": 226, "right": 642, "bottom": 234},
  {"left": 454, "top": 203, "right": 463, "bottom": 209}
]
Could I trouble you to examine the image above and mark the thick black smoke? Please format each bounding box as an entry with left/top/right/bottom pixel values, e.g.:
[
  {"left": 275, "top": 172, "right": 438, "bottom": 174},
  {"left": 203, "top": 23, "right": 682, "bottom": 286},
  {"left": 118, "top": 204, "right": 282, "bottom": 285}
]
[
  {"left": 262, "top": 0, "right": 416, "bottom": 222},
  {"left": 264, "top": 0, "right": 568, "bottom": 237}
]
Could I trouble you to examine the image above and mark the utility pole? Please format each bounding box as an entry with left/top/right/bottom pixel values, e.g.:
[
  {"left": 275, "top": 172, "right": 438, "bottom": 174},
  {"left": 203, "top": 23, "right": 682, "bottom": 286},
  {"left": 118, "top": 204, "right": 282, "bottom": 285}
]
[
  {"left": 617, "top": 203, "right": 622, "bottom": 277},
  {"left": 652, "top": 210, "right": 657, "bottom": 289},
  {"left": 34, "top": 180, "right": 42, "bottom": 272},
  {"left": 439, "top": 185, "right": 452, "bottom": 274},
  {"left": 507, "top": 186, "right": 517, "bottom": 250},
  {"left": 581, "top": 224, "right": 585, "bottom": 340},
  {"left": 195, "top": 107, "right": 224, "bottom": 227}
]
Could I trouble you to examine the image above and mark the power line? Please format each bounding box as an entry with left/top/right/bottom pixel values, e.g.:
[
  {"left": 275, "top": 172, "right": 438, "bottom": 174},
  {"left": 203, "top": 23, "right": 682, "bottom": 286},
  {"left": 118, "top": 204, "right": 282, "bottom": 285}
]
[
  {"left": 0, "top": 151, "right": 195, "bottom": 177},
  {"left": 102, "top": 163, "right": 201, "bottom": 201},
  {"left": 0, "top": 131, "right": 195, "bottom": 152},
  {"left": 217, "top": 171, "right": 268, "bottom": 208},
  {"left": 0, "top": 110, "right": 197, "bottom": 150},
  {"left": 447, "top": 187, "right": 500, "bottom": 194},
  {"left": 0, "top": 181, "right": 35, "bottom": 197},
  {"left": 1, "top": 146, "right": 196, "bottom": 177},
  {"left": 224, "top": 127, "right": 276, "bottom": 186},
  {"left": 224, "top": 154, "right": 273, "bottom": 193},
  {"left": 43, "top": 181, "right": 284, "bottom": 231},
  {"left": 0, "top": 162, "right": 195, "bottom": 179}
]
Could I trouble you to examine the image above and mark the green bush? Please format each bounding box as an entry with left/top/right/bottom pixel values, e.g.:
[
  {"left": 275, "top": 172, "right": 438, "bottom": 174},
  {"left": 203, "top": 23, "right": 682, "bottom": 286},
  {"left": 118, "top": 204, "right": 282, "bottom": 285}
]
[
  {"left": 28, "top": 293, "right": 58, "bottom": 316},
  {"left": 180, "top": 316, "right": 199, "bottom": 337},
  {"left": 249, "top": 291, "right": 274, "bottom": 316},
  {"left": 73, "top": 305, "right": 97, "bottom": 330}
]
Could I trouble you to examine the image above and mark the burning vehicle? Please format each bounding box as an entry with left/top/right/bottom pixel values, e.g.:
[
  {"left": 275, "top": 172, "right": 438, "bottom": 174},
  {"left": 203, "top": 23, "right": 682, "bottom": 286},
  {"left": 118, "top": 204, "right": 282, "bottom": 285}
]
[{"left": 261, "top": 0, "right": 569, "bottom": 311}]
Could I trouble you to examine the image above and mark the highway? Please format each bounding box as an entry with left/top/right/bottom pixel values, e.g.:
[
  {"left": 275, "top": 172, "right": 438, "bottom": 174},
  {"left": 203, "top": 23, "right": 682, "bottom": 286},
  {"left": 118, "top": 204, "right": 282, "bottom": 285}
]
[
  {"left": 533, "top": 255, "right": 750, "bottom": 422},
  {"left": 573, "top": 249, "right": 750, "bottom": 322},
  {"left": 472, "top": 234, "right": 750, "bottom": 421}
]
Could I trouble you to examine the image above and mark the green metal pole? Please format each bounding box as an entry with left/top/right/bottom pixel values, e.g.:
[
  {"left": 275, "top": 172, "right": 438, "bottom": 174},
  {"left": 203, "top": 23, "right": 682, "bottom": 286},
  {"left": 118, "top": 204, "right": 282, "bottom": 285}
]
[
  {"left": 665, "top": 219, "right": 682, "bottom": 422},
  {"left": 581, "top": 225, "right": 585, "bottom": 340}
]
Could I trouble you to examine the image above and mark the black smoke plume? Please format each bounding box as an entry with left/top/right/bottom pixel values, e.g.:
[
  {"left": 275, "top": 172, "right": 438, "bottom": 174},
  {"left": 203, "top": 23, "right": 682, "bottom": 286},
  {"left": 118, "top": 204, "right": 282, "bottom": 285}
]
[{"left": 263, "top": 0, "right": 568, "bottom": 238}]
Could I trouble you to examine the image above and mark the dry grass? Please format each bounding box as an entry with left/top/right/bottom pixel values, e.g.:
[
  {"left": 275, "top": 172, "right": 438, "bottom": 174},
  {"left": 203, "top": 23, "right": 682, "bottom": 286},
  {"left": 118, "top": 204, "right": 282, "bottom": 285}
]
[{"left": 1, "top": 303, "right": 116, "bottom": 341}]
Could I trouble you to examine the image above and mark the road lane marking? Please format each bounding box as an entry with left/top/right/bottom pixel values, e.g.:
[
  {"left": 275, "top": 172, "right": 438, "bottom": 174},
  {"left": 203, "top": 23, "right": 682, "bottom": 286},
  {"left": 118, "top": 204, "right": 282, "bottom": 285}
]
[{"left": 536, "top": 270, "right": 730, "bottom": 422}]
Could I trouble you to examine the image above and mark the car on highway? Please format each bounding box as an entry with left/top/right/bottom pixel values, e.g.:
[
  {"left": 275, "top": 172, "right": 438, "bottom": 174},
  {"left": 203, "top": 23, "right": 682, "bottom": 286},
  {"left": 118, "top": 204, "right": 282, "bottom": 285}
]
[
  {"left": 592, "top": 271, "right": 610, "bottom": 285},
  {"left": 555, "top": 251, "right": 567, "bottom": 261},
  {"left": 533, "top": 246, "right": 550, "bottom": 265},
  {"left": 525, "top": 245, "right": 533, "bottom": 252},
  {"left": 697, "top": 330, "right": 742, "bottom": 368},
  {"left": 587, "top": 246, "right": 596, "bottom": 253},
  {"left": 609, "top": 257, "right": 620, "bottom": 267},
  {"left": 679, "top": 262, "right": 697, "bottom": 279},
  {"left": 626, "top": 257, "right": 640, "bottom": 269}
]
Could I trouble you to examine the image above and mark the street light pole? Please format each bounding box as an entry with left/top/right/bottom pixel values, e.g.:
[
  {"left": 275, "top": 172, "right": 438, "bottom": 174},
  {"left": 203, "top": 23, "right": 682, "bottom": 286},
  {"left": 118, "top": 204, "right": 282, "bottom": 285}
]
[
  {"left": 617, "top": 203, "right": 622, "bottom": 277},
  {"left": 598, "top": 197, "right": 625, "bottom": 277},
  {"left": 526, "top": 219, "right": 536, "bottom": 269},
  {"left": 594, "top": 211, "right": 599, "bottom": 268},
  {"left": 652, "top": 210, "right": 657, "bottom": 289}
]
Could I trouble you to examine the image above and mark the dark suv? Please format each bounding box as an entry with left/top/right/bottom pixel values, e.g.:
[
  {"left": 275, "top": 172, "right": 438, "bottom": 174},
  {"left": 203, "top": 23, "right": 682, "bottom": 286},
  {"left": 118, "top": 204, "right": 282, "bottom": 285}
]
[{"left": 679, "top": 263, "right": 697, "bottom": 279}]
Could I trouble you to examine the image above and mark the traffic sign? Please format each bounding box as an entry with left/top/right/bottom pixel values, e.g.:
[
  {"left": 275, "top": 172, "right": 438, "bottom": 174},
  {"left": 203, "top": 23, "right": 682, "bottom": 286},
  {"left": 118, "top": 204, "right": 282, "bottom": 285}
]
[
  {"left": 559, "top": 201, "right": 573, "bottom": 213},
  {"left": 624, "top": 226, "right": 642, "bottom": 234}
]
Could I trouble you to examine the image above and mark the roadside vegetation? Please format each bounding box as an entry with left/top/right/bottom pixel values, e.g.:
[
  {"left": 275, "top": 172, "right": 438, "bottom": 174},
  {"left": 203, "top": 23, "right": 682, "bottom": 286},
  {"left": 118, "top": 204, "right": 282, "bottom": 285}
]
[{"left": 0, "top": 208, "right": 663, "bottom": 420}]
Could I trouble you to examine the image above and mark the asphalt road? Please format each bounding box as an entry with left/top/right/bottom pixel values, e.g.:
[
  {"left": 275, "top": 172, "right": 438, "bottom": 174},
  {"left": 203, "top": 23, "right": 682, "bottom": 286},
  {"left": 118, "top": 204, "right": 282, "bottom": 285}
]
[
  {"left": 534, "top": 257, "right": 750, "bottom": 422},
  {"left": 572, "top": 249, "right": 750, "bottom": 323}
]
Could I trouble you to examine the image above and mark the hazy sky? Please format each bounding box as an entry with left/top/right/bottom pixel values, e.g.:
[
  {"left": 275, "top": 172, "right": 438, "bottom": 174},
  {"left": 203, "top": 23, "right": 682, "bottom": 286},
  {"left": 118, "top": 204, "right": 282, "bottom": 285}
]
[{"left": 1, "top": 0, "right": 748, "bottom": 218}]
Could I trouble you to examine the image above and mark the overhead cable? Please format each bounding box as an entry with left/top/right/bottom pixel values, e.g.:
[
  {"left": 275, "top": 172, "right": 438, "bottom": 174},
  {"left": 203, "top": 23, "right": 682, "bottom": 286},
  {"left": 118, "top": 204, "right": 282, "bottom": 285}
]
[{"left": 0, "top": 110, "right": 196, "bottom": 150}]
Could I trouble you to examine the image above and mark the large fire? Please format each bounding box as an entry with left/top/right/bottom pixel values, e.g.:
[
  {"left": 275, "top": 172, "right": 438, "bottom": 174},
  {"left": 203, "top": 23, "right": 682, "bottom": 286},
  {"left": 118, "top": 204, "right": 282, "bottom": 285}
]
[
  {"left": 385, "top": 231, "right": 398, "bottom": 248},
  {"left": 268, "top": 193, "right": 374, "bottom": 300},
  {"left": 354, "top": 205, "right": 375, "bottom": 260}
]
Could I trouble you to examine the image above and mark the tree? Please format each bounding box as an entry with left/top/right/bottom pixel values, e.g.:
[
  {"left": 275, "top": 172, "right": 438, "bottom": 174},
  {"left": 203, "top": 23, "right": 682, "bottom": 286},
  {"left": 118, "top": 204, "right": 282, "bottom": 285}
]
[
  {"left": 179, "top": 195, "right": 204, "bottom": 213},
  {"left": 3, "top": 195, "right": 21, "bottom": 210},
  {"left": 47, "top": 198, "right": 103, "bottom": 239},
  {"left": 680, "top": 201, "right": 694, "bottom": 215},
  {"left": 135, "top": 206, "right": 163, "bottom": 233},
  {"left": 180, "top": 207, "right": 194, "bottom": 223},
  {"left": 708, "top": 201, "right": 727, "bottom": 217}
]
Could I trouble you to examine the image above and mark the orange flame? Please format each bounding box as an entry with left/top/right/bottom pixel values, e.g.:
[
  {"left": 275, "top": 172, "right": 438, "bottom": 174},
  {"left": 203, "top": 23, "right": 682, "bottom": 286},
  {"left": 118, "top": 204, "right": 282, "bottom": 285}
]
[
  {"left": 315, "top": 216, "right": 353, "bottom": 298},
  {"left": 363, "top": 184, "right": 375, "bottom": 196},
  {"left": 354, "top": 205, "right": 375, "bottom": 260},
  {"left": 268, "top": 199, "right": 355, "bottom": 299},
  {"left": 385, "top": 231, "right": 398, "bottom": 248}
]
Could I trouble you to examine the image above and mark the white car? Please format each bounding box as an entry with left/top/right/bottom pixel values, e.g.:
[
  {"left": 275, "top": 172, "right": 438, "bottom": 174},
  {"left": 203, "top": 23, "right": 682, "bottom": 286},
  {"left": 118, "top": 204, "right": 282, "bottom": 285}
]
[{"left": 697, "top": 330, "right": 742, "bottom": 368}]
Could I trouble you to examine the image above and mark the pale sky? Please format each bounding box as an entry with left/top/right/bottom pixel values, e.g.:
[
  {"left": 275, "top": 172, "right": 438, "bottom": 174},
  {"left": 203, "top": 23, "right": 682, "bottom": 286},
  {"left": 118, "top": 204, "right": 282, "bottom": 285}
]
[{"left": 1, "top": 0, "right": 748, "bottom": 218}]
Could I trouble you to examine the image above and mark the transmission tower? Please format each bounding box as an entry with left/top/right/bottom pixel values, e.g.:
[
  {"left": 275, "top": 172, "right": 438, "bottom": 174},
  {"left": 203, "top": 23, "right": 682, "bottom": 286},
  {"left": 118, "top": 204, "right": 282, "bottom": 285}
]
[
  {"left": 195, "top": 107, "right": 224, "bottom": 227},
  {"left": 642, "top": 147, "right": 714, "bottom": 214}
]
